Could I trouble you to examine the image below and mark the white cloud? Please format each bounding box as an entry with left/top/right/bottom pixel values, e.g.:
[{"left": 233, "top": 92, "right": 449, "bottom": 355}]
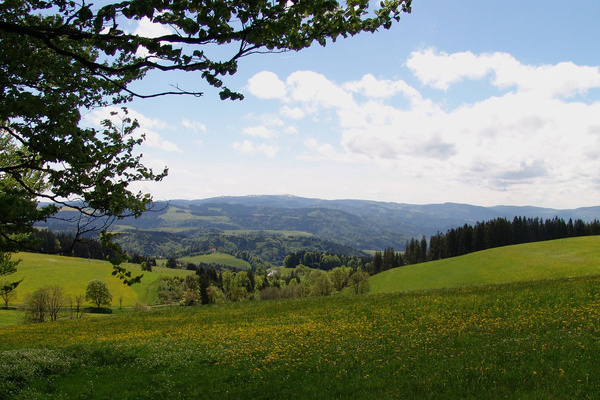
[
  {"left": 284, "top": 126, "right": 298, "bottom": 135},
  {"left": 286, "top": 71, "right": 356, "bottom": 111},
  {"left": 298, "top": 138, "right": 361, "bottom": 163},
  {"left": 233, "top": 140, "right": 279, "bottom": 158},
  {"left": 243, "top": 125, "right": 277, "bottom": 139},
  {"left": 259, "top": 114, "right": 285, "bottom": 127},
  {"left": 83, "top": 106, "right": 182, "bottom": 153},
  {"left": 248, "top": 51, "right": 600, "bottom": 207},
  {"left": 407, "top": 48, "right": 600, "bottom": 97},
  {"left": 246, "top": 71, "right": 287, "bottom": 99},
  {"left": 343, "top": 74, "right": 421, "bottom": 100},
  {"left": 406, "top": 49, "right": 502, "bottom": 90},
  {"left": 181, "top": 118, "right": 207, "bottom": 134},
  {"left": 141, "top": 129, "right": 181, "bottom": 153},
  {"left": 280, "top": 105, "right": 305, "bottom": 120},
  {"left": 132, "top": 17, "right": 174, "bottom": 58},
  {"left": 134, "top": 17, "right": 173, "bottom": 38}
]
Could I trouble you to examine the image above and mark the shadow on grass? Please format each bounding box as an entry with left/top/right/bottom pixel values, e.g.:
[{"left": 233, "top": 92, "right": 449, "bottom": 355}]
[{"left": 83, "top": 307, "right": 113, "bottom": 314}]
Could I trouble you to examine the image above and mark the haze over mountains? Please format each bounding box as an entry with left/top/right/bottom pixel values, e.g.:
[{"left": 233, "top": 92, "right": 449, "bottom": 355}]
[
  {"left": 171, "top": 195, "right": 600, "bottom": 231},
  {"left": 112, "top": 195, "right": 600, "bottom": 249},
  {"left": 39, "top": 194, "right": 600, "bottom": 256}
]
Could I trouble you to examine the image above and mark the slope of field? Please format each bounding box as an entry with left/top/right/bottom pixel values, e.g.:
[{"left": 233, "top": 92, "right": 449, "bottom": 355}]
[
  {"left": 7, "top": 253, "right": 195, "bottom": 307},
  {"left": 1, "top": 275, "right": 599, "bottom": 399},
  {"left": 178, "top": 252, "right": 251, "bottom": 270},
  {"left": 370, "top": 236, "right": 600, "bottom": 293}
]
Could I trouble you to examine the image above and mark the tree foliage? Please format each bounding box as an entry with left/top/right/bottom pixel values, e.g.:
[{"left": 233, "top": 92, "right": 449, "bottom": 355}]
[
  {"left": 390, "top": 216, "right": 600, "bottom": 271},
  {"left": 24, "top": 286, "right": 65, "bottom": 322},
  {"left": 85, "top": 279, "right": 112, "bottom": 309},
  {"left": 0, "top": 252, "right": 22, "bottom": 308},
  {"left": 0, "top": 0, "right": 411, "bottom": 250}
]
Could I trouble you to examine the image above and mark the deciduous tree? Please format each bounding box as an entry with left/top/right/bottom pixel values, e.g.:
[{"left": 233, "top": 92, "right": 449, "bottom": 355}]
[
  {"left": 0, "top": 0, "right": 412, "bottom": 276},
  {"left": 0, "top": 252, "right": 21, "bottom": 308},
  {"left": 85, "top": 279, "right": 113, "bottom": 309},
  {"left": 349, "top": 270, "right": 369, "bottom": 294}
]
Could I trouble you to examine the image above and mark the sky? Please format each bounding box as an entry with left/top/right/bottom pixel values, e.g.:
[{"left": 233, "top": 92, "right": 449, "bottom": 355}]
[{"left": 84, "top": 0, "right": 600, "bottom": 209}]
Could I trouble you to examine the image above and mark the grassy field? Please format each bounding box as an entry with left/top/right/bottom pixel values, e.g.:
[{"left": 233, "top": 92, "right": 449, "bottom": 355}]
[
  {"left": 178, "top": 252, "right": 252, "bottom": 270},
  {"left": 1, "top": 274, "right": 600, "bottom": 399},
  {"left": 2, "top": 237, "right": 600, "bottom": 398},
  {"left": 3, "top": 252, "right": 195, "bottom": 309},
  {"left": 370, "top": 236, "right": 600, "bottom": 293}
]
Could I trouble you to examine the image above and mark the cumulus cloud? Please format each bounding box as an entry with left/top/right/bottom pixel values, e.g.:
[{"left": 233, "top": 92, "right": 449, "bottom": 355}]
[
  {"left": 243, "top": 125, "right": 277, "bottom": 139},
  {"left": 280, "top": 105, "right": 305, "bottom": 120},
  {"left": 247, "top": 50, "right": 600, "bottom": 206},
  {"left": 407, "top": 48, "right": 600, "bottom": 97},
  {"left": 134, "top": 17, "right": 173, "bottom": 38},
  {"left": 298, "top": 138, "right": 351, "bottom": 162},
  {"left": 132, "top": 17, "right": 174, "bottom": 58},
  {"left": 498, "top": 160, "right": 548, "bottom": 182},
  {"left": 246, "top": 71, "right": 287, "bottom": 99},
  {"left": 343, "top": 74, "right": 422, "bottom": 100},
  {"left": 286, "top": 71, "right": 355, "bottom": 111},
  {"left": 232, "top": 140, "right": 279, "bottom": 158},
  {"left": 182, "top": 118, "right": 207, "bottom": 134}
]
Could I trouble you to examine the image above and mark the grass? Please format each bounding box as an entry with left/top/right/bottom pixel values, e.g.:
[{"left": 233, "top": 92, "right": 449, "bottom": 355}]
[
  {"left": 1, "top": 275, "right": 600, "bottom": 399},
  {"left": 179, "top": 252, "right": 251, "bottom": 270},
  {"left": 158, "top": 206, "right": 234, "bottom": 226},
  {"left": 0, "top": 308, "right": 23, "bottom": 326},
  {"left": 6, "top": 253, "right": 195, "bottom": 308},
  {"left": 370, "top": 236, "right": 600, "bottom": 293},
  {"left": 3, "top": 237, "right": 600, "bottom": 398}
]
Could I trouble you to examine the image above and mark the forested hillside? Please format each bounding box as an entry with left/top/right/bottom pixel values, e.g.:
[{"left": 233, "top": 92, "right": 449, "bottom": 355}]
[
  {"left": 369, "top": 216, "right": 600, "bottom": 274},
  {"left": 116, "top": 230, "right": 369, "bottom": 266},
  {"left": 37, "top": 196, "right": 600, "bottom": 263}
]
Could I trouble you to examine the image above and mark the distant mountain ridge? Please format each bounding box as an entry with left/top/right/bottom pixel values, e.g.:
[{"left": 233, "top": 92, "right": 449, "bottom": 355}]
[
  {"left": 160, "top": 195, "right": 600, "bottom": 247},
  {"left": 41, "top": 195, "right": 600, "bottom": 252},
  {"left": 183, "top": 194, "right": 600, "bottom": 225}
]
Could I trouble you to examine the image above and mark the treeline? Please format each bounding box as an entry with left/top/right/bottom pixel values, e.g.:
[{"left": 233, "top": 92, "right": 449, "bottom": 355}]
[
  {"left": 156, "top": 264, "right": 370, "bottom": 306},
  {"left": 368, "top": 216, "right": 600, "bottom": 273},
  {"left": 425, "top": 216, "right": 600, "bottom": 262},
  {"left": 387, "top": 216, "right": 600, "bottom": 270},
  {"left": 32, "top": 230, "right": 118, "bottom": 260},
  {"left": 30, "top": 229, "right": 155, "bottom": 266},
  {"left": 283, "top": 250, "right": 369, "bottom": 271},
  {"left": 368, "top": 247, "right": 406, "bottom": 274},
  {"left": 117, "top": 231, "right": 370, "bottom": 266}
]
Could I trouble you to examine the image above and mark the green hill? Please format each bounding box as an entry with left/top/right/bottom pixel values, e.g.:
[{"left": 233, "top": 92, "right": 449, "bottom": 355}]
[
  {"left": 370, "top": 236, "right": 600, "bottom": 293},
  {"left": 178, "top": 252, "right": 252, "bottom": 270},
  {"left": 7, "top": 253, "right": 195, "bottom": 307},
  {"left": 2, "top": 275, "right": 600, "bottom": 399}
]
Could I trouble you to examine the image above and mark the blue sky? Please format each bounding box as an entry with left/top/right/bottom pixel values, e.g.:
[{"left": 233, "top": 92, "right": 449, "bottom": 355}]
[{"left": 84, "top": 0, "right": 600, "bottom": 209}]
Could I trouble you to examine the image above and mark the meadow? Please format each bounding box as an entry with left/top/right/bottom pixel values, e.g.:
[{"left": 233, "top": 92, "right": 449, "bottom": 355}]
[
  {"left": 2, "top": 237, "right": 600, "bottom": 398},
  {"left": 178, "top": 252, "right": 252, "bottom": 270},
  {"left": 2, "top": 274, "right": 600, "bottom": 399},
  {"left": 370, "top": 236, "right": 600, "bottom": 293},
  {"left": 3, "top": 252, "right": 195, "bottom": 310}
]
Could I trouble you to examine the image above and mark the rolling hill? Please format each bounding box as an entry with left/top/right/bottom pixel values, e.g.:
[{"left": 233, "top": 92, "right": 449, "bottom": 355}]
[
  {"left": 370, "top": 236, "right": 600, "bottom": 293},
  {"left": 38, "top": 195, "right": 600, "bottom": 254},
  {"left": 8, "top": 252, "right": 195, "bottom": 307},
  {"left": 8, "top": 236, "right": 600, "bottom": 308}
]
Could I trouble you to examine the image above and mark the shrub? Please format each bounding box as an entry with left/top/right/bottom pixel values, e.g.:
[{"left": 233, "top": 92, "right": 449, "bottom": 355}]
[
  {"left": 24, "top": 286, "right": 65, "bottom": 323},
  {"left": 259, "top": 286, "right": 281, "bottom": 300},
  {"left": 132, "top": 301, "right": 150, "bottom": 312},
  {"left": 180, "top": 289, "right": 199, "bottom": 306}
]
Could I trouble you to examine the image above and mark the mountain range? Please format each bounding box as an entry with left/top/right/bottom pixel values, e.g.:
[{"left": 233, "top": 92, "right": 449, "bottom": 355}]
[{"left": 103, "top": 195, "right": 600, "bottom": 251}]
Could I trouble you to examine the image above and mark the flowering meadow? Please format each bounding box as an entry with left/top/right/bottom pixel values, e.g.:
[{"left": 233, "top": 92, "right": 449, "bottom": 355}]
[{"left": 2, "top": 275, "right": 600, "bottom": 399}]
